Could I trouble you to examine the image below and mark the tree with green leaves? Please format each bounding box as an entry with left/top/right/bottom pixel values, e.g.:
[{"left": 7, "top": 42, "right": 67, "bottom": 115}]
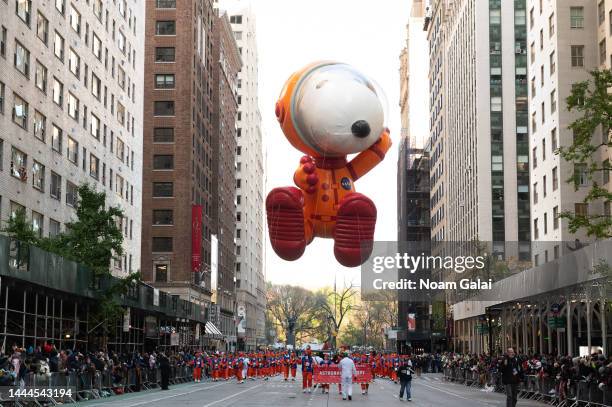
[
  {"left": 559, "top": 69, "right": 612, "bottom": 239},
  {"left": 1, "top": 184, "right": 139, "bottom": 329}
]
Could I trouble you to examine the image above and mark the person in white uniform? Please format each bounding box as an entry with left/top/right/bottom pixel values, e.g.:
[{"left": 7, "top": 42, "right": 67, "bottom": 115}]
[{"left": 338, "top": 352, "right": 357, "bottom": 401}]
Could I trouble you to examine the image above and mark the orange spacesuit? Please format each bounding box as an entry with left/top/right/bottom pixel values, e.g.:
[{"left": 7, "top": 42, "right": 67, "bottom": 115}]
[{"left": 267, "top": 61, "right": 392, "bottom": 267}]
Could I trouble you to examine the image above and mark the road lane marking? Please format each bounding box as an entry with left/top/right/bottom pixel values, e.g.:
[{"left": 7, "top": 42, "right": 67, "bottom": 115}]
[
  {"left": 107, "top": 382, "right": 230, "bottom": 407},
  {"left": 416, "top": 380, "right": 496, "bottom": 406},
  {"left": 201, "top": 383, "right": 263, "bottom": 407}
]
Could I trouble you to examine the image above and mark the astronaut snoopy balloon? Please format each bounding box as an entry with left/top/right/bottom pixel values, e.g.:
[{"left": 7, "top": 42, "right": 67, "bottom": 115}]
[{"left": 267, "top": 62, "right": 392, "bottom": 267}]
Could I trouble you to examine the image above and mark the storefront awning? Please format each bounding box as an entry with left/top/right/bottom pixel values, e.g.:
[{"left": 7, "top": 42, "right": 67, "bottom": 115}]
[{"left": 205, "top": 321, "right": 223, "bottom": 339}]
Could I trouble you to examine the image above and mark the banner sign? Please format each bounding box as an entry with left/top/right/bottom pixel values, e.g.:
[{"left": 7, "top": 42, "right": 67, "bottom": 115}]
[
  {"left": 408, "top": 313, "right": 416, "bottom": 332},
  {"left": 313, "top": 364, "right": 373, "bottom": 384},
  {"left": 191, "top": 205, "right": 203, "bottom": 272},
  {"left": 145, "top": 316, "right": 158, "bottom": 338}
]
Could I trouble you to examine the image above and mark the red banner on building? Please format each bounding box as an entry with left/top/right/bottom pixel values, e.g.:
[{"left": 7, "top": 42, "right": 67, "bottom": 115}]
[
  {"left": 313, "top": 364, "right": 372, "bottom": 384},
  {"left": 191, "top": 205, "right": 203, "bottom": 272},
  {"left": 408, "top": 313, "right": 416, "bottom": 331}
]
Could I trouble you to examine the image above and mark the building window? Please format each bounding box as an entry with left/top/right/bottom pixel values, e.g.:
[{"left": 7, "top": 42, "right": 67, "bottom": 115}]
[
  {"left": 549, "top": 51, "right": 555, "bottom": 75},
  {"left": 153, "top": 182, "right": 173, "bottom": 197},
  {"left": 66, "top": 181, "right": 78, "bottom": 207},
  {"left": 0, "top": 27, "right": 6, "bottom": 58},
  {"left": 604, "top": 159, "right": 610, "bottom": 184},
  {"left": 575, "top": 202, "right": 588, "bottom": 217},
  {"left": 32, "top": 160, "right": 44, "bottom": 191},
  {"left": 533, "top": 218, "right": 539, "bottom": 240},
  {"left": 156, "top": 0, "right": 175, "bottom": 7},
  {"left": 92, "top": 33, "right": 101, "bottom": 59},
  {"left": 117, "top": 102, "right": 125, "bottom": 124},
  {"left": 52, "top": 78, "right": 63, "bottom": 107},
  {"left": 36, "top": 12, "right": 49, "bottom": 44},
  {"left": 117, "top": 31, "right": 125, "bottom": 54},
  {"left": 490, "top": 96, "right": 502, "bottom": 112},
  {"left": 68, "top": 49, "right": 80, "bottom": 77},
  {"left": 155, "top": 47, "right": 175, "bottom": 62},
  {"left": 229, "top": 15, "right": 242, "bottom": 24},
  {"left": 16, "top": 0, "right": 32, "bottom": 25},
  {"left": 574, "top": 164, "right": 589, "bottom": 186},
  {"left": 69, "top": 5, "right": 81, "bottom": 34},
  {"left": 152, "top": 237, "right": 173, "bottom": 252},
  {"left": 552, "top": 205, "right": 559, "bottom": 230},
  {"left": 154, "top": 263, "right": 168, "bottom": 282},
  {"left": 33, "top": 110, "right": 46, "bottom": 142},
  {"left": 91, "top": 73, "right": 102, "bottom": 100},
  {"left": 598, "top": 1, "right": 605, "bottom": 25},
  {"left": 91, "top": 114, "right": 100, "bottom": 139},
  {"left": 153, "top": 209, "right": 173, "bottom": 225},
  {"left": 155, "top": 21, "right": 175, "bottom": 35},
  {"left": 50, "top": 171, "right": 61, "bottom": 199},
  {"left": 532, "top": 147, "right": 537, "bottom": 169},
  {"left": 153, "top": 155, "right": 174, "bottom": 170},
  {"left": 533, "top": 182, "right": 538, "bottom": 204},
  {"left": 14, "top": 41, "right": 30, "bottom": 77},
  {"left": 155, "top": 74, "right": 175, "bottom": 89},
  {"left": 51, "top": 125, "right": 62, "bottom": 153},
  {"left": 154, "top": 101, "right": 174, "bottom": 116},
  {"left": 548, "top": 13, "right": 554, "bottom": 37},
  {"left": 116, "top": 138, "right": 125, "bottom": 161},
  {"left": 12, "top": 94, "right": 28, "bottom": 129},
  {"left": 31, "top": 211, "right": 43, "bottom": 237},
  {"left": 118, "top": 66, "right": 125, "bottom": 89},
  {"left": 67, "top": 136, "right": 78, "bottom": 164},
  {"left": 10, "top": 147, "right": 27, "bottom": 181},
  {"left": 53, "top": 31, "right": 64, "bottom": 61},
  {"left": 600, "top": 39, "right": 607, "bottom": 65},
  {"left": 93, "top": 0, "right": 102, "bottom": 20},
  {"left": 49, "top": 218, "right": 60, "bottom": 237},
  {"left": 570, "top": 7, "right": 584, "bottom": 29},
  {"left": 551, "top": 128, "right": 557, "bottom": 151},
  {"left": 571, "top": 45, "right": 584, "bottom": 67},
  {"left": 153, "top": 127, "right": 174, "bottom": 142},
  {"left": 89, "top": 153, "right": 99, "bottom": 179},
  {"left": 552, "top": 166, "right": 558, "bottom": 191},
  {"left": 543, "top": 175, "right": 547, "bottom": 197},
  {"left": 55, "top": 0, "right": 65, "bottom": 14},
  {"left": 67, "top": 93, "right": 79, "bottom": 120},
  {"left": 35, "top": 61, "right": 47, "bottom": 92}
]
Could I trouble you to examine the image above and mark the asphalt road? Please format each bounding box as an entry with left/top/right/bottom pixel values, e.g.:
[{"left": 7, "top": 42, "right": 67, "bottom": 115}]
[{"left": 77, "top": 373, "right": 548, "bottom": 407}]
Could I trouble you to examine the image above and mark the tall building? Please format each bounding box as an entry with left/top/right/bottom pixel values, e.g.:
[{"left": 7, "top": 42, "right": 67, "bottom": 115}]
[
  {"left": 217, "top": 0, "right": 266, "bottom": 351},
  {"left": 397, "top": 0, "right": 440, "bottom": 353},
  {"left": 211, "top": 11, "right": 241, "bottom": 345},
  {"left": 425, "top": 0, "right": 448, "bottom": 244},
  {"left": 0, "top": 0, "right": 144, "bottom": 274},
  {"left": 529, "top": 0, "right": 606, "bottom": 264},
  {"left": 426, "top": 0, "right": 531, "bottom": 351},
  {"left": 439, "top": 0, "right": 530, "bottom": 250},
  {"left": 141, "top": 0, "right": 216, "bottom": 324}
]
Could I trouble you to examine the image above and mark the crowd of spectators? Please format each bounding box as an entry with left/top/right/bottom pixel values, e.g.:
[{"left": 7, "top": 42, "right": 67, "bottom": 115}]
[
  {"left": 0, "top": 342, "right": 199, "bottom": 391},
  {"left": 441, "top": 350, "right": 612, "bottom": 401}
]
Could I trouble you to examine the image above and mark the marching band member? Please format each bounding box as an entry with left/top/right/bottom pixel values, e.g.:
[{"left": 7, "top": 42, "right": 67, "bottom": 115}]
[
  {"left": 193, "top": 351, "right": 204, "bottom": 383},
  {"left": 301, "top": 346, "right": 315, "bottom": 393},
  {"left": 290, "top": 352, "right": 298, "bottom": 381}
]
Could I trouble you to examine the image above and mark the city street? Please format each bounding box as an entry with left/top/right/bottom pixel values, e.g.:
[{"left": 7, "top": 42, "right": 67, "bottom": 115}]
[{"left": 78, "top": 373, "right": 547, "bottom": 407}]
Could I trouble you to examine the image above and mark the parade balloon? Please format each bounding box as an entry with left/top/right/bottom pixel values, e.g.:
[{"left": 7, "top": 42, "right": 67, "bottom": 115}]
[{"left": 266, "top": 61, "right": 392, "bottom": 267}]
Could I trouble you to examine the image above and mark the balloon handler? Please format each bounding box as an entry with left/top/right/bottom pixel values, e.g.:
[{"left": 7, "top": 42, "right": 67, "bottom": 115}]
[{"left": 267, "top": 61, "right": 392, "bottom": 267}]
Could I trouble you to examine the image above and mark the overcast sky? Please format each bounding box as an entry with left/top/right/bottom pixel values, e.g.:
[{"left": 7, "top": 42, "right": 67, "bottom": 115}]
[{"left": 230, "top": 0, "right": 412, "bottom": 289}]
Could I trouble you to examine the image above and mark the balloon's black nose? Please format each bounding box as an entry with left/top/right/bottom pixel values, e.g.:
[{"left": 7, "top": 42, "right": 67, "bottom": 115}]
[{"left": 351, "top": 120, "right": 371, "bottom": 138}]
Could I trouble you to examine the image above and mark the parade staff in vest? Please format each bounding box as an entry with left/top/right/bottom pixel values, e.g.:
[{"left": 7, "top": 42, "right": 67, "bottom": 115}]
[{"left": 339, "top": 351, "right": 357, "bottom": 401}]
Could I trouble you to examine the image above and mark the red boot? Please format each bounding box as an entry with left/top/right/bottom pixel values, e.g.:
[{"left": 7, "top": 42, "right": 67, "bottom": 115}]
[
  {"left": 266, "top": 187, "right": 307, "bottom": 261},
  {"left": 333, "top": 193, "right": 377, "bottom": 267}
]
